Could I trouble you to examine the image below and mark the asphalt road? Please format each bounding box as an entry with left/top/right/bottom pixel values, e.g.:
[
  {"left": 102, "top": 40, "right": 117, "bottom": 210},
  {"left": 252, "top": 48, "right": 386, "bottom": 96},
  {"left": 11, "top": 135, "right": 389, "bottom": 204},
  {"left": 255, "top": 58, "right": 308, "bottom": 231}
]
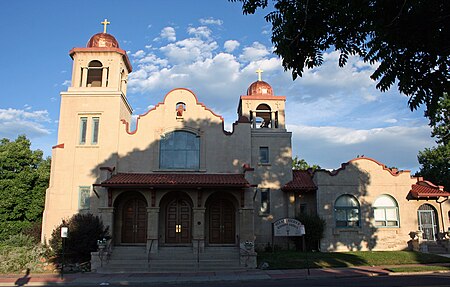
[{"left": 34, "top": 273, "right": 450, "bottom": 287}]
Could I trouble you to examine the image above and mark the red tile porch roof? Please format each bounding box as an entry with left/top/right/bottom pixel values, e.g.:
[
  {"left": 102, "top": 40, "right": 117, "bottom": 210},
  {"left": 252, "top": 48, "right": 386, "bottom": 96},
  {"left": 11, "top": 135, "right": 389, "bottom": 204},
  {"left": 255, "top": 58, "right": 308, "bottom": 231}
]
[
  {"left": 410, "top": 180, "right": 450, "bottom": 199},
  {"left": 99, "top": 173, "right": 249, "bottom": 188},
  {"left": 282, "top": 170, "right": 317, "bottom": 191}
]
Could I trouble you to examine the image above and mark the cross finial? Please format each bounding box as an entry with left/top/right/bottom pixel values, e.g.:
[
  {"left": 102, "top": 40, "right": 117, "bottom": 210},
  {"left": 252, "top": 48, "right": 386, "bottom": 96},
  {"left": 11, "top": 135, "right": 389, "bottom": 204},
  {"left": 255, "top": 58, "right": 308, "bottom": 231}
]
[
  {"left": 101, "top": 19, "right": 110, "bottom": 33},
  {"left": 256, "top": 68, "right": 264, "bottom": 81}
]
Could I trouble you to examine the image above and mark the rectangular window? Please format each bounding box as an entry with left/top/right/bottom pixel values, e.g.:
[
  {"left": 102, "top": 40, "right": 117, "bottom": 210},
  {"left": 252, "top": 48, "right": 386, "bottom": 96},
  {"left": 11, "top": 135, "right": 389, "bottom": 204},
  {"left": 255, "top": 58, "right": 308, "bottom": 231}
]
[
  {"left": 259, "top": 188, "right": 270, "bottom": 215},
  {"left": 78, "top": 186, "right": 90, "bottom": 210},
  {"left": 79, "top": 117, "right": 87, "bottom": 144},
  {"left": 91, "top": 117, "right": 100, "bottom": 144},
  {"left": 259, "top": 147, "right": 269, "bottom": 164}
]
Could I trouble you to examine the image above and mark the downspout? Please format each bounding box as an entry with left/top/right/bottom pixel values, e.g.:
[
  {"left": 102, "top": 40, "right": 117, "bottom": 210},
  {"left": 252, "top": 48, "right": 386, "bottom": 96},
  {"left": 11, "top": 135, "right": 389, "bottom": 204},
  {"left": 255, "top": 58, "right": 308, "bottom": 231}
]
[{"left": 436, "top": 196, "right": 449, "bottom": 234}]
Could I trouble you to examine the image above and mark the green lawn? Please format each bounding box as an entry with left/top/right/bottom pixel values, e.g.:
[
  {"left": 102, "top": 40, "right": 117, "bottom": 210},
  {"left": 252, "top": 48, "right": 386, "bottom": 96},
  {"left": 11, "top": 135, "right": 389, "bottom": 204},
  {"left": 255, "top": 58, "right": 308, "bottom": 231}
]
[{"left": 257, "top": 251, "right": 450, "bottom": 269}]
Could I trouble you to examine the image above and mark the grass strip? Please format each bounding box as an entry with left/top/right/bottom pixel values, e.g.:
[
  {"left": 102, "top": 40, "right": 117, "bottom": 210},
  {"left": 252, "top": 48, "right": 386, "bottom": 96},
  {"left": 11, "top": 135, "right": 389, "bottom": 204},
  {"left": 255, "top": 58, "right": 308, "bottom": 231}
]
[
  {"left": 257, "top": 251, "right": 450, "bottom": 269},
  {"left": 386, "top": 265, "right": 450, "bottom": 273}
]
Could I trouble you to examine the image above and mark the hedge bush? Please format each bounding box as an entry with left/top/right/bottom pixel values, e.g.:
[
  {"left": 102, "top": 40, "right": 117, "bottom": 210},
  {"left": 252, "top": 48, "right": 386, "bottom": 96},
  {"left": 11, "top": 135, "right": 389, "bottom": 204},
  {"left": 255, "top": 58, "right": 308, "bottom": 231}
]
[{"left": 50, "top": 213, "right": 109, "bottom": 263}]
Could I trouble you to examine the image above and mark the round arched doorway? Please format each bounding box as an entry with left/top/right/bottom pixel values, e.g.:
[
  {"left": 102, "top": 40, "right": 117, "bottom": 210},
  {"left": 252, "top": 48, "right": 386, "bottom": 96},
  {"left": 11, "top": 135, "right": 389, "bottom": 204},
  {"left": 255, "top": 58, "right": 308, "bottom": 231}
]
[
  {"left": 161, "top": 192, "right": 193, "bottom": 244},
  {"left": 206, "top": 193, "right": 236, "bottom": 245},
  {"left": 114, "top": 191, "right": 148, "bottom": 244},
  {"left": 418, "top": 203, "right": 439, "bottom": 241}
]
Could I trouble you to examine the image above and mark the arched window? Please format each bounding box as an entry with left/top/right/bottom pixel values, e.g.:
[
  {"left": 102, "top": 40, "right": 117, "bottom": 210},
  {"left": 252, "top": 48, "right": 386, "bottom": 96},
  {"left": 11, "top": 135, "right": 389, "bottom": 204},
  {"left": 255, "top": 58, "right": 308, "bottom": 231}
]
[
  {"left": 335, "top": 194, "right": 360, "bottom": 227},
  {"left": 373, "top": 195, "right": 399, "bottom": 227},
  {"left": 251, "top": 104, "right": 275, "bottom": 128},
  {"left": 160, "top": 131, "right": 199, "bottom": 169},
  {"left": 87, "top": 60, "right": 103, "bottom": 87}
]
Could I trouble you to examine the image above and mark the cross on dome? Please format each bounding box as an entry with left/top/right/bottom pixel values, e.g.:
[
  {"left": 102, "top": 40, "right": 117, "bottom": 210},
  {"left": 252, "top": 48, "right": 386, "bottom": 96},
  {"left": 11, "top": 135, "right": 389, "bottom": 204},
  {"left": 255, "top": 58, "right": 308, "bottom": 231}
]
[
  {"left": 101, "top": 19, "right": 110, "bottom": 33},
  {"left": 256, "top": 69, "right": 263, "bottom": 81}
]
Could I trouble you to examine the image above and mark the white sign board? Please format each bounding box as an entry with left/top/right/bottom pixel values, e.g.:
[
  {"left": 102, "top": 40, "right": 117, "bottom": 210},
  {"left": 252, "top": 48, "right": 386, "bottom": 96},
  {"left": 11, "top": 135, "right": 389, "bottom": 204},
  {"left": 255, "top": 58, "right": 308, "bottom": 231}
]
[
  {"left": 273, "top": 218, "right": 305, "bottom": 236},
  {"left": 61, "top": 227, "right": 68, "bottom": 238}
]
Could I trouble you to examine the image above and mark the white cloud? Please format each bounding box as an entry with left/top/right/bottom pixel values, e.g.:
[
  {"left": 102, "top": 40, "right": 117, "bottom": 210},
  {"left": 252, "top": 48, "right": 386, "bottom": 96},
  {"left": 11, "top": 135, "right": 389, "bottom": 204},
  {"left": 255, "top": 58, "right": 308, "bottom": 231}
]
[
  {"left": 239, "top": 42, "right": 270, "bottom": 62},
  {"left": 132, "top": 50, "right": 146, "bottom": 58},
  {"left": 0, "top": 108, "right": 52, "bottom": 139},
  {"left": 187, "top": 26, "right": 212, "bottom": 39},
  {"left": 158, "top": 27, "right": 176, "bottom": 42},
  {"left": 223, "top": 40, "right": 240, "bottom": 53},
  {"left": 200, "top": 17, "right": 223, "bottom": 26},
  {"left": 62, "top": 80, "right": 71, "bottom": 87},
  {"left": 159, "top": 38, "right": 218, "bottom": 64}
]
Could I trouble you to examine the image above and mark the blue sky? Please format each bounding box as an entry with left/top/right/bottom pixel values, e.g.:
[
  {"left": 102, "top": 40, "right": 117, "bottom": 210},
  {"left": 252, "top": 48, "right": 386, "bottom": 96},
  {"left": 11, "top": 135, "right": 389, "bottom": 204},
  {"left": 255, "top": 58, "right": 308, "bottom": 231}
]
[{"left": 0, "top": 1, "right": 436, "bottom": 172}]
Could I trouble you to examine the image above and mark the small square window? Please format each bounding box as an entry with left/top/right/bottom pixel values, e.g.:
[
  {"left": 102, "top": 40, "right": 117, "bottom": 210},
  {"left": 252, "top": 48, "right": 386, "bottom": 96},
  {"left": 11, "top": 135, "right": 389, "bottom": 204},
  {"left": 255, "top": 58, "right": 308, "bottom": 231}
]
[{"left": 259, "top": 147, "right": 269, "bottom": 164}]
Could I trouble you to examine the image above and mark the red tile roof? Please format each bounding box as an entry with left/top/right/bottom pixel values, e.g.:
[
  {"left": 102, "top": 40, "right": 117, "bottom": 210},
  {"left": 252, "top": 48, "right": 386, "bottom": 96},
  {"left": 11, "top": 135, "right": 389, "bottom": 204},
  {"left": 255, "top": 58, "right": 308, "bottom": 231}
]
[
  {"left": 100, "top": 173, "right": 249, "bottom": 188},
  {"left": 282, "top": 170, "right": 317, "bottom": 191},
  {"left": 410, "top": 181, "right": 449, "bottom": 198}
]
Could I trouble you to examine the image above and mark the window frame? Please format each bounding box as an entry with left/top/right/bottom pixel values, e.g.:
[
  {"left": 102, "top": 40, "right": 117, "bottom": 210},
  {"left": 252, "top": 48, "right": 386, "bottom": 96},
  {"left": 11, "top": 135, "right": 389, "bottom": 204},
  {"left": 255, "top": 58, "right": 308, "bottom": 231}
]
[
  {"left": 334, "top": 194, "right": 360, "bottom": 228},
  {"left": 373, "top": 195, "right": 399, "bottom": 227},
  {"left": 79, "top": 117, "right": 88, "bottom": 145},
  {"left": 91, "top": 117, "right": 100, "bottom": 145},
  {"left": 78, "top": 186, "right": 91, "bottom": 210},
  {"left": 259, "top": 188, "right": 271, "bottom": 216},
  {"left": 159, "top": 130, "right": 200, "bottom": 170},
  {"left": 259, "top": 146, "right": 269, "bottom": 164}
]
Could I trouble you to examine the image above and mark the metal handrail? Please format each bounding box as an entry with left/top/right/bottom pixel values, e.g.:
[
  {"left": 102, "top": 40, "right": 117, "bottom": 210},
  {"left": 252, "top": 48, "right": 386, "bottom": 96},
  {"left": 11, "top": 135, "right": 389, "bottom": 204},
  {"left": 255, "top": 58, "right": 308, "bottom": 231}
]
[{"left": 147, "top": 239, "right": 154, "bottom": 263}]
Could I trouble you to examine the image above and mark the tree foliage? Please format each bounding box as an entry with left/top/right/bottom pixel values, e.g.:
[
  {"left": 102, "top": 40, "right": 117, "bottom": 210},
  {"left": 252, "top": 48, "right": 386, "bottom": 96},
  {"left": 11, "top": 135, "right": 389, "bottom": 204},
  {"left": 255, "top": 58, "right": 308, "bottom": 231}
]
[
  {"left": 0, "top": 135, "right": 50, "bottom": 241},
  {"left": 295, "top": 213, "right": 326, "bottom": 251},
  {"left": 417, "top": 93, "right": 449, "bottom": 191},
  {"left": 231, "top": 0, "right": 449, "bottom": 119},
  {"left": 50, "top": 214, "right": 109, "bottom": 263},
  {"left": 292, "top": 156, "right": 320, "bottom": 170}
]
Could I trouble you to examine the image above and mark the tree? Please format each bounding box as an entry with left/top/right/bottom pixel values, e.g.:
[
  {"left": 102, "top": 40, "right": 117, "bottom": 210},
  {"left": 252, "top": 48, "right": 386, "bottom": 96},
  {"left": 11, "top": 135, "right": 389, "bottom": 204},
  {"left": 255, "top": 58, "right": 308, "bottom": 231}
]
[
  {"left": 230, "top": 0, "right": 449, "bottom": 119},
  {"left": 292, "top": 156, "right": 320, "bottom": 170},
  {"left": 417, "top": 93, "right": 450, "bottom": 191},
  {"left": 0, "top": 135, "right": 51, "bottom": 241}
]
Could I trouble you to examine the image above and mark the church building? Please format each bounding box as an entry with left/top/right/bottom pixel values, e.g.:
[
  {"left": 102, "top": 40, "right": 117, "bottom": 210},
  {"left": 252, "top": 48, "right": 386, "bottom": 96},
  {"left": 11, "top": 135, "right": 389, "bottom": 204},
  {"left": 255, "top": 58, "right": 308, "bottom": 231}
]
[{"left": 41, "top": 22, "right": 450, "bottom": 272}]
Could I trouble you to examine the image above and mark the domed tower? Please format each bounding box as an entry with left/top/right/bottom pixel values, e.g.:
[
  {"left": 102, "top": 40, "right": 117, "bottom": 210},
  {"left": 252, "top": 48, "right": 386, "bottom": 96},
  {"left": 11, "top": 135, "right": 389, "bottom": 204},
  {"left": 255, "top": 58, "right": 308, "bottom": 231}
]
[
  {"left": 238, "top": 69, "right": 286, "bottom": 129},
  {"left": 41, "top": 20, "right": 133, "bottom": 243}
]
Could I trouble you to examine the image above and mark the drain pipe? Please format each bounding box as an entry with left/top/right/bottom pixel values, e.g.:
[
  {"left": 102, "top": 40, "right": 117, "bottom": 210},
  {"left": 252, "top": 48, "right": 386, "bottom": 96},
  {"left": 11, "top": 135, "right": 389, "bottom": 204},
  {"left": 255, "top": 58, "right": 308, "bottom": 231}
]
[{"left": 436, "top": 197, "right": 449, "bottom": 234}]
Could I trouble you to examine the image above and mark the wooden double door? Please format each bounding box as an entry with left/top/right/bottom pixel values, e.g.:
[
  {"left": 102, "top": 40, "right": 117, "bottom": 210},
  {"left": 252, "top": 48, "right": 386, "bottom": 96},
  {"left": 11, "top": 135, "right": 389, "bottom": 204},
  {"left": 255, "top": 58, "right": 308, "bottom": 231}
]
[
  {"left": 209, "top": 198, "right": 235, "bottom": 244},
  {"left": 166, "top": 198, "right": 192, "bottom": 244},
  {"left": 122, "top": 197, "right": 147, "bottom": 244}
]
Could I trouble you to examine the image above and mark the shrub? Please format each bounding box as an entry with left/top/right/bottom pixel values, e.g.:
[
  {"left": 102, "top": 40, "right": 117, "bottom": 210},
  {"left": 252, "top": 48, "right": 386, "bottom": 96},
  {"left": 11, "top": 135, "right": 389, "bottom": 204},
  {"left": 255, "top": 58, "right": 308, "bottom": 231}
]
[
  {"left": 49, "top": 214, "right": 109, "bottom": 263},
  {"left": 295, "top": 213, "right": 326, "bottom": 251},
  {"left": 0, "top": 234, "right": 49, "bottom": 273}
]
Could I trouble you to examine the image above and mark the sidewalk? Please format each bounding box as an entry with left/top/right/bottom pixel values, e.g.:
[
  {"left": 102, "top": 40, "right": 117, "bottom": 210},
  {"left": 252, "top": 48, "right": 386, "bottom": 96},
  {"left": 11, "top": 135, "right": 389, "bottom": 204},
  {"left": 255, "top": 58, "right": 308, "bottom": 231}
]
[{"left": 0, "top": 265, "right": 447, "bottom": 286}]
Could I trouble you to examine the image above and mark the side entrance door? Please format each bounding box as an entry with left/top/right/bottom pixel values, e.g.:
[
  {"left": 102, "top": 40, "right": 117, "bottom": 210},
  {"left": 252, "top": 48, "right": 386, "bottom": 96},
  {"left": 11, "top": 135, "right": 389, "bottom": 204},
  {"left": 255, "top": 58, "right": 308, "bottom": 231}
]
[
  {"left": 166, "top": 199, "right": 192, "bottom": 244},
  {"left": 122, "top": 198, "right": 147, "bottom": 244},
  {"left": 418, "top": 204, "right": 438, "bottom": 241},
  {"left": 209, "top": 198, "right": 235, "bottom": 244}
]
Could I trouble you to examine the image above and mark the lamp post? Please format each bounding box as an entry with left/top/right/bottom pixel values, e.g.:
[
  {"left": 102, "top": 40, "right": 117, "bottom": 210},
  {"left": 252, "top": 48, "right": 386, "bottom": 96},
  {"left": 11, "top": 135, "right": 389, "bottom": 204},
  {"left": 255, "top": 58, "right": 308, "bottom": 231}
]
[{"left": 60, "top": 226, "right": 68, "bottom": 279}]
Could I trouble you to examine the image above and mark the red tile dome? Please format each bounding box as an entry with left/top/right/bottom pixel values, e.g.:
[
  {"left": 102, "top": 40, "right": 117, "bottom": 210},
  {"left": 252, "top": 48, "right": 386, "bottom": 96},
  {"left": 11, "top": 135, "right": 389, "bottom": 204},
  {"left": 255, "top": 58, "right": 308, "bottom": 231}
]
[
  {"left": 247, "top": 80, "right": 273, "bottom": 96},
  {"left": 86, "top": 33, "right": 119, "bottom": 48}
]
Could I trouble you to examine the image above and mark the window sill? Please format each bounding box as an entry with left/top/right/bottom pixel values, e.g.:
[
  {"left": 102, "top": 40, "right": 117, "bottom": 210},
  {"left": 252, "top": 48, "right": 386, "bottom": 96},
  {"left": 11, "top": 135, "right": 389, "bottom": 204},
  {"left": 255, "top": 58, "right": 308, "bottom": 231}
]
[
  {"left": 155, "top": 169, "right": 206, "bottom": 172},
  {"left": 76, "top": 145, "right": 99, "bottom": 148},
  {"left": 258, "top": 163, "right": 271, "bottom": 166},
  {"left": 333, "top": 227, "right": 363, "bottom": 235}
]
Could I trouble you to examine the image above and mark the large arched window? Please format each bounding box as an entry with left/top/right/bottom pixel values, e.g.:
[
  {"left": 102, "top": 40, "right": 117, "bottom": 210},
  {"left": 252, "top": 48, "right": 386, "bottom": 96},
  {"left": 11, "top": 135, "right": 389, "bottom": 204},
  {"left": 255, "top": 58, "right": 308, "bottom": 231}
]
[
  {"left": 373, "top": 195, "right": 399, "bottom": 227},
  {"left": 160, "top": 131, "right": 199, "bottom": 169},
  {"left": 335, "top": 194, "right": 360, "bottom": 227},
  {"left": 87, "top": 60, "right": 103, "bottom": 87}
]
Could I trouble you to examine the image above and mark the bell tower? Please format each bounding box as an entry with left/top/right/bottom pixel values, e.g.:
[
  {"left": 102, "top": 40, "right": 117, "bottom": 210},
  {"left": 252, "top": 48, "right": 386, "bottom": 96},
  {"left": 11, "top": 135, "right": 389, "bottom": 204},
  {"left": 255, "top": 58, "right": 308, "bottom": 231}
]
[
  {"left": 238, "top": 69, "right": 286, "bottom": 130},
  {"left": 41, "top": 20, "right": 133, "bottom": 243}
]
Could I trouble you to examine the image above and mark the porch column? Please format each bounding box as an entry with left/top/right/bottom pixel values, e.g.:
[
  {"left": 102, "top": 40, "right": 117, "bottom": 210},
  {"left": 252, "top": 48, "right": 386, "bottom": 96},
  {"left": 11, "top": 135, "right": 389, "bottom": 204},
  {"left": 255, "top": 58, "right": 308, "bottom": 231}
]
[
  {"left": 98, "top": 207, "right": 114, "bottom": 238},
  {"left": 193, "top": 207, "right": 206, "bottom": 253},
  {"left": 147, "top": 207, "right": 160, "bottom": 254},
  {"left": 287, "top": 191, "right": 296, "bottom": 218},
  {"left": 239, "top": 207, "right": 257, "bottom": 268}
]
